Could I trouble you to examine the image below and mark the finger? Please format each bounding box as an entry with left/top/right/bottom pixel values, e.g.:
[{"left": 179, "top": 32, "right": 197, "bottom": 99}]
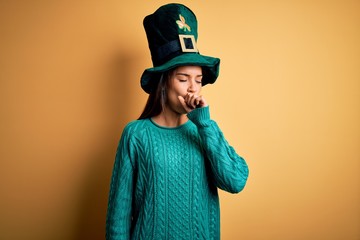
[
  {"left": 185, "top": 93, "right": 192, "bottom": 104},
  {"left": 178, "top": 96, "right": 192, "bottom": 113},
  {"left": 184, "top": 93, "right": 194, "bottom": 109},
  {"left": 195, "top": 96, "right": 201, "bottom": 106},
  {"left": 194, "top": 95, "right": 208, "bottom": 108},
  {"left": 187, "top": 93, "right": 198, "bottom": 109}
]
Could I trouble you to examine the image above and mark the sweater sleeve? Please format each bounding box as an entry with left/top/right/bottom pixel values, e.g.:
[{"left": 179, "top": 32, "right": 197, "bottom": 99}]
[
  {"left": 106, "top": 124, "right": 136, "bottom": 240},
  {"left": 187, "top": 106, "right": 249, "bottom": 193}
]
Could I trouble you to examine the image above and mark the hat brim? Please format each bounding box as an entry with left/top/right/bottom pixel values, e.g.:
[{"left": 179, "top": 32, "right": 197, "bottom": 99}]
[{"left": 141, "top": 53, "right": 220, "bottom": 94}]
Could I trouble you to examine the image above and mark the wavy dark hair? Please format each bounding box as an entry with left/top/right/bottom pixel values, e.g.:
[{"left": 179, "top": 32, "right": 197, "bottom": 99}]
[{"left": 138, "top": 71, "right": 170, "bottom": 120}]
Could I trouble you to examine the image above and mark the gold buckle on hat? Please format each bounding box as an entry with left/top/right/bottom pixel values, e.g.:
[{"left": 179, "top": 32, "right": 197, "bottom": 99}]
[{"left": 179, "top": 35, "right": 198, "bottom": 53}]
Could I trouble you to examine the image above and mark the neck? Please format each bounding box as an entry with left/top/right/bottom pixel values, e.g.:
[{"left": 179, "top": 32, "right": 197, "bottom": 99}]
[{"left": 152, "top": 108, "right": 188, "bottom": 127}]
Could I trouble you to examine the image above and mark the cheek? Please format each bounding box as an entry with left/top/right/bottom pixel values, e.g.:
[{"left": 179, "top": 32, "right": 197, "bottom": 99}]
[
  {"left": 166, "top": 88, "right": 179, "bottom": 102},
  {"left": 168, "top": 91, "right": 182, "bottom": 105},
  {"left": 176, "top": 88, "right": 188, "bottom": 97},
  {"left": 169, "top": 84, "right": 187, "bottom": 97}
]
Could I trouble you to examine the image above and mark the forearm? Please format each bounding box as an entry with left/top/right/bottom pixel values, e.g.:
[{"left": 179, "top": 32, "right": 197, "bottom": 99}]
[{"left": 188, "top": 106, "right": 249, "bottom": 193}]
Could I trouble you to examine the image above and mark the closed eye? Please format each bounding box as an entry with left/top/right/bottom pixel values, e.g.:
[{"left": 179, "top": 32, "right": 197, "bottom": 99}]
[{"left": 195, "top": 77, "right": 202, "bottom": 84}]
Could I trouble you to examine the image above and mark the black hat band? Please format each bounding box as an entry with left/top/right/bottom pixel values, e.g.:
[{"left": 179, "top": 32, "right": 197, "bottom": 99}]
[{"left": 154, "top": 35, "right": 198, "bottom": 66}]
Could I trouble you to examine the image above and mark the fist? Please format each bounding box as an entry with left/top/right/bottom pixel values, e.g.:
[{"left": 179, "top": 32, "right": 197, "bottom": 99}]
[{"left": 178, "top": 93, "right": 208, "bottom": 113}]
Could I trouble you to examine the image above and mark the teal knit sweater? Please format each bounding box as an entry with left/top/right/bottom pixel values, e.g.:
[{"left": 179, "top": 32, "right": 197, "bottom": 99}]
[{"left": 106, "top": 106, "right": 249, "bottom": 240}]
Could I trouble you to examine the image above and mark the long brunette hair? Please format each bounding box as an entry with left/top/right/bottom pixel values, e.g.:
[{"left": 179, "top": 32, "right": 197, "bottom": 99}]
[{"left": 138, "top": 72, "right": 169, "bottom": 120}]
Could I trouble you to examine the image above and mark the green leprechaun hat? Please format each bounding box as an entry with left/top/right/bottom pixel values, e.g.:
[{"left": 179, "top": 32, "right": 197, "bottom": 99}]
[{"left": 141, "top": 3, "right": 220, "bottom": 94}]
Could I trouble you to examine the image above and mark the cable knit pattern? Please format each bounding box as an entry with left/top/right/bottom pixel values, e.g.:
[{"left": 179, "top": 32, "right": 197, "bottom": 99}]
[{"left": 106, "top": 106, "right": 249, "bottom": 240}]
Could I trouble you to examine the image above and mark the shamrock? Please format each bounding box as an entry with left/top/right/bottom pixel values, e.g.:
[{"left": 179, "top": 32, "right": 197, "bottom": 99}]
[{"left": 176, "top": 14, "right": 191, "bottom": 32}]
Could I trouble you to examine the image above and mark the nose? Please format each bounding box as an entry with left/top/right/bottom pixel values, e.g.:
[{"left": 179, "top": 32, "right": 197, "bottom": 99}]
[{"left": 187, "top": 79, "right": 197, "bottom": 93}]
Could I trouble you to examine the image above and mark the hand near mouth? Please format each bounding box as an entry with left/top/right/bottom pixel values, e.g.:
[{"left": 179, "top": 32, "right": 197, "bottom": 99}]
[{"left": 178, "top": 93, "right": 208, "bottom": 113}]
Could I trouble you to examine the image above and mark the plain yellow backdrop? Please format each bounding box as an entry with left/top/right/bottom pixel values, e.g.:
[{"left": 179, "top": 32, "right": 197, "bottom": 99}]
[{"left": 0, "top": 1, "right": 359, "bottom": 239}]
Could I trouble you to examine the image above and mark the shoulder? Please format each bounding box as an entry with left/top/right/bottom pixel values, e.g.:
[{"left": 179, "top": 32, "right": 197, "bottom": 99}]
[
  {"left": 116, "top": 119, "right": 150, "bottom": 154},
  {"left": 122, "top": 119, "right": 150, "bottom": 138}
]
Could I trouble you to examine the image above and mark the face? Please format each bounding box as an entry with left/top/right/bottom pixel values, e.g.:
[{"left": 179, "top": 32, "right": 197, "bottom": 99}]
[{"left": 165, "top": 65, "right": 203, "bottom": 114}]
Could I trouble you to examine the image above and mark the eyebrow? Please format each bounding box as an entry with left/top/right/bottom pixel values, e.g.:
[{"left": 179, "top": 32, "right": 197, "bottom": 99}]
[{"left": 176, "top": 73, "right": 203, "bottom": 77}]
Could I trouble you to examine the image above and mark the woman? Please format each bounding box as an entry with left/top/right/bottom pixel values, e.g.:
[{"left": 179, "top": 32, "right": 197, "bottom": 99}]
[{"left": 106, "top": 4, "right": 249, "bottom": 240}]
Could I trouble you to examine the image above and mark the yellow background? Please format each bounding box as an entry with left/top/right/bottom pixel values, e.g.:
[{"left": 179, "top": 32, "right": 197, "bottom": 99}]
[{"left": 1, "top": 1, "right": 359, "bottom": 239}]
